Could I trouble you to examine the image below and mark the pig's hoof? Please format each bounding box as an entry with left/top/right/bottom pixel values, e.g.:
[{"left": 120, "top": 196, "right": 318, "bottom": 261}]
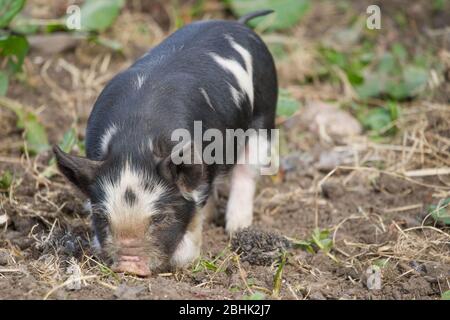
[{"left": 225, "top": 215, "right": 252, "bottom": 236}]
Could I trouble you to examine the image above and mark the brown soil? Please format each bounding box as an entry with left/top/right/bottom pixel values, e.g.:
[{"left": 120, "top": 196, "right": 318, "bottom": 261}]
[{"left": 0, "top": 0, "right": 449, "bottom": 300}]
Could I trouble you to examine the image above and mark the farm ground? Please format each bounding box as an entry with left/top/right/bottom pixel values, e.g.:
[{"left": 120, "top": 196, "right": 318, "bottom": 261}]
[{"left": 0, "top": 0, "right": 449, "bottom": 299}]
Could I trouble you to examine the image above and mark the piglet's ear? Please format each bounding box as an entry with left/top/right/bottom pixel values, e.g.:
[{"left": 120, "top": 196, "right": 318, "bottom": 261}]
[
  {"left": 159, "top": 142, "right": 205, "bottom": 194},
  {"left": 53, "top": 145, "right": 102, "bottom": 195}
]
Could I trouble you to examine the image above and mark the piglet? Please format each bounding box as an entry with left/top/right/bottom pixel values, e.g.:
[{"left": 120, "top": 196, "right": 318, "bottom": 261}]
[{"left": 53, "top": 10, "right": 278, "bottom": 276}]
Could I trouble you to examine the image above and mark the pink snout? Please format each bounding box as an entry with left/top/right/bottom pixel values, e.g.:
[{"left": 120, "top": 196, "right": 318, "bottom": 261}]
[{"left": 112, "top": 255, "right": 151, "bottom": 277}]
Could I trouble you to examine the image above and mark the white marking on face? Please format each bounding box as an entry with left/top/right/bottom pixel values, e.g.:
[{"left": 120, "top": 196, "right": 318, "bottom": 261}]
[
  {"left": 209, "top": 36, "right": 254, "bottom": 108},
  {"left": 100, "top": 124, "right": 118, "bottom": 156},
  {"left": 99, "top": 162, "right": 167, "bottom": 228},
  {"left": 199, "top": 88, "right": 216, "bottom": 112},
  {"left": 135, "top": 73, "right": 146, "bottom": 90}
]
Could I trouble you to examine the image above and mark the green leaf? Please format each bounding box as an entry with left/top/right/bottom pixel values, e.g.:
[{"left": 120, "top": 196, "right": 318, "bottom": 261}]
[
  {"left": 442, "top": 290, "right": 450, "bottom": 300},
  {"left": 355, "top": 75, "right": 384, "bottom": 99},
  {"left": 0, "top": 34, "right": 29, "bottom": 73},
  {"left": 228, "top": 0, "right": 310, "bottom": 31},
  {"left": 0, "top": 0, "right": 26, "bottom": 28},
  {"left": 388, "top": 101, "right": 400, "bottom": 121},
  {"left": 23, "top": 112, "right": 50, "bottom": 155},
  {"left": 373, "top": 258, "right": 389, "bottom": 268},
  {"left": 1, "top": 98, "right": 50, "bottom": 155},
  {"left": 361, "top": 107, "right": 392, "bottom": 132},
  {"left": 9, "top": 14, "right": 40, "bottom": 34},
  {"left": 378, "top": 53, "right": 396, "bottom": 73},
  {"left": 59, "top": 127, "right": 78, "bottom": 153},
  {"left": 277, "top": 89, "right": 300, "bottom": 117},
  {"left": 0, "top": 170, "right": 12, "bottom": 190},
  {"left": 91, "top": 36, "right": 123, "bottom": 51},
  {"left": 429, "top": 198, "right": 450, "bottom": 225},
  {"left": 402, "top": 66, "right": 428, "bottom": 96},
  {"left": 80, "top": 0, "right": 125, "bottom": 32},
  {"left": 243, "top": 291, "right": 266, "bottom": 300},
  {"left": 392, "top": 43, "right": 407, "bottom": 62},
  {"left": 0, "top": 71, "right": 8, "bottom": 96}
]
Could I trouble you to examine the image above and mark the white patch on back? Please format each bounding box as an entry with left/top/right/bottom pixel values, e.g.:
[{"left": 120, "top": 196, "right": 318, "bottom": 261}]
[
  {"left": 209, "top": 36, "right": 254, "bottom": 109},
  {"left": 228, "top": 82, "right": 243, "bottom": 108},
  {"left": 99, "top": 162, "right": 167, "bottom": 226},
  {"left": 100, "top": 124, "right": 118, "bottom": 156},
  {"left": 199, "top": 88, "right": 216, "bottom": 112},
  {"left": 135, "top": 73, "right": 146, "bottom": 90}
]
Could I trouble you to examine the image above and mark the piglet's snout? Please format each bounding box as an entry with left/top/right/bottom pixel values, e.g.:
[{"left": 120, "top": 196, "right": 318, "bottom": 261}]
[{"left": 112, "top": 239, "right": 151, "bottom": 277}]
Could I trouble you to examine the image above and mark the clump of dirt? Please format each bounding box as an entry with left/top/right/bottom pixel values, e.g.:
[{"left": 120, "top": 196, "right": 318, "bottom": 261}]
[{"left": 231, "top": 228, "right": 291, "bottom": 266}]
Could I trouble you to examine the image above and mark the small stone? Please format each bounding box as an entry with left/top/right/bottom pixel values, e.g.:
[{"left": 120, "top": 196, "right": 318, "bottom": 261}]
[
  {"left": 114, "top": 284, "right": 146, "bottom": 300},
  {"left": 0, "top": 251, "right": 9, "bottom": 265}
]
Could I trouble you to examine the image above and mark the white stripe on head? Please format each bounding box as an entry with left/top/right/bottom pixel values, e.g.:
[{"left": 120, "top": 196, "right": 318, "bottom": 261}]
[
  {"left": 99, "top": 161, "right": 167, "bottom": 230},
  {"left": 209, "top": 36, "right": 254, "bottom": 108},
  {"left": 199, "top": 88, "right": 216, "bottom": 112},
  {"left": 100, "top": 124, "right": 118, "bottom": 156}
]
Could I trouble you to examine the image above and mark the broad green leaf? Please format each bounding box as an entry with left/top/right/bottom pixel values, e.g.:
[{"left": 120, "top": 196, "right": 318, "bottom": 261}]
[
  {"left": 0, "top": 34, "right": 29, "bottom": 73},
  {"left": 9, "top": 14, "right": 40, "bottom": 34},
  {"left": 0, "top": 71, "right": 8, "bottom": 96},
  {"left": 243, "top": 291, "right": 265, "bottom": 300},
  {"left": 361, "top": 107, "right": 392, "bottom": 132},
  {"left": 1, "top": 98, "right": 50, "bottom": 155},
  {"left": 355, "top": 76, "right": 383, "bottom": 99},
  {"left": 378, "top": 52, "right": 396, "bottom": 73},
  {"left": 80, "top": 0, "right": 125, "bottom": 32},
  {"left": 402, "top": 66, "right": 428, "bottom": 96},
  {"left": 386, "top": 80, "right": 409, "bottom": 100},
  {"left": 392, "top": 43, "right": 407, "bottom": 62},
  {"left": 228, "top": 0, "right": 310, "bottom": 31},
  {"left": 0, "top": 0, "right": 26, "bottom": 28},
  {"left": 276, "top": 89, "right": 300, "bottom": 117}
]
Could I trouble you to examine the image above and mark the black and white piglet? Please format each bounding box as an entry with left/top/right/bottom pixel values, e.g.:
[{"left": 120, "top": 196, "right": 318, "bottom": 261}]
[{"left": 53, "top": 10, "right": 278, "bottom": 276}]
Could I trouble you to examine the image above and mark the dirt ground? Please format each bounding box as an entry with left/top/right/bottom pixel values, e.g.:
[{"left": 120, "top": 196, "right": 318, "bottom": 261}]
[{"left": 0, "top": 0, "right": 449, "bottom": 299}]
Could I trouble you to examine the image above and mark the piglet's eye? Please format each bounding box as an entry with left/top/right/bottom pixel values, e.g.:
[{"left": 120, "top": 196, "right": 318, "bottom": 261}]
[{"left": 151, "top": 213, "right": 166, "bottom": 224}]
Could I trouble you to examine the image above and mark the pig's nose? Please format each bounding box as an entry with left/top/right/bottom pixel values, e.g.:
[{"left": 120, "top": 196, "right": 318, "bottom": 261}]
[{"left": 112, "top": 256, "right": 151, "bottom": 277}]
